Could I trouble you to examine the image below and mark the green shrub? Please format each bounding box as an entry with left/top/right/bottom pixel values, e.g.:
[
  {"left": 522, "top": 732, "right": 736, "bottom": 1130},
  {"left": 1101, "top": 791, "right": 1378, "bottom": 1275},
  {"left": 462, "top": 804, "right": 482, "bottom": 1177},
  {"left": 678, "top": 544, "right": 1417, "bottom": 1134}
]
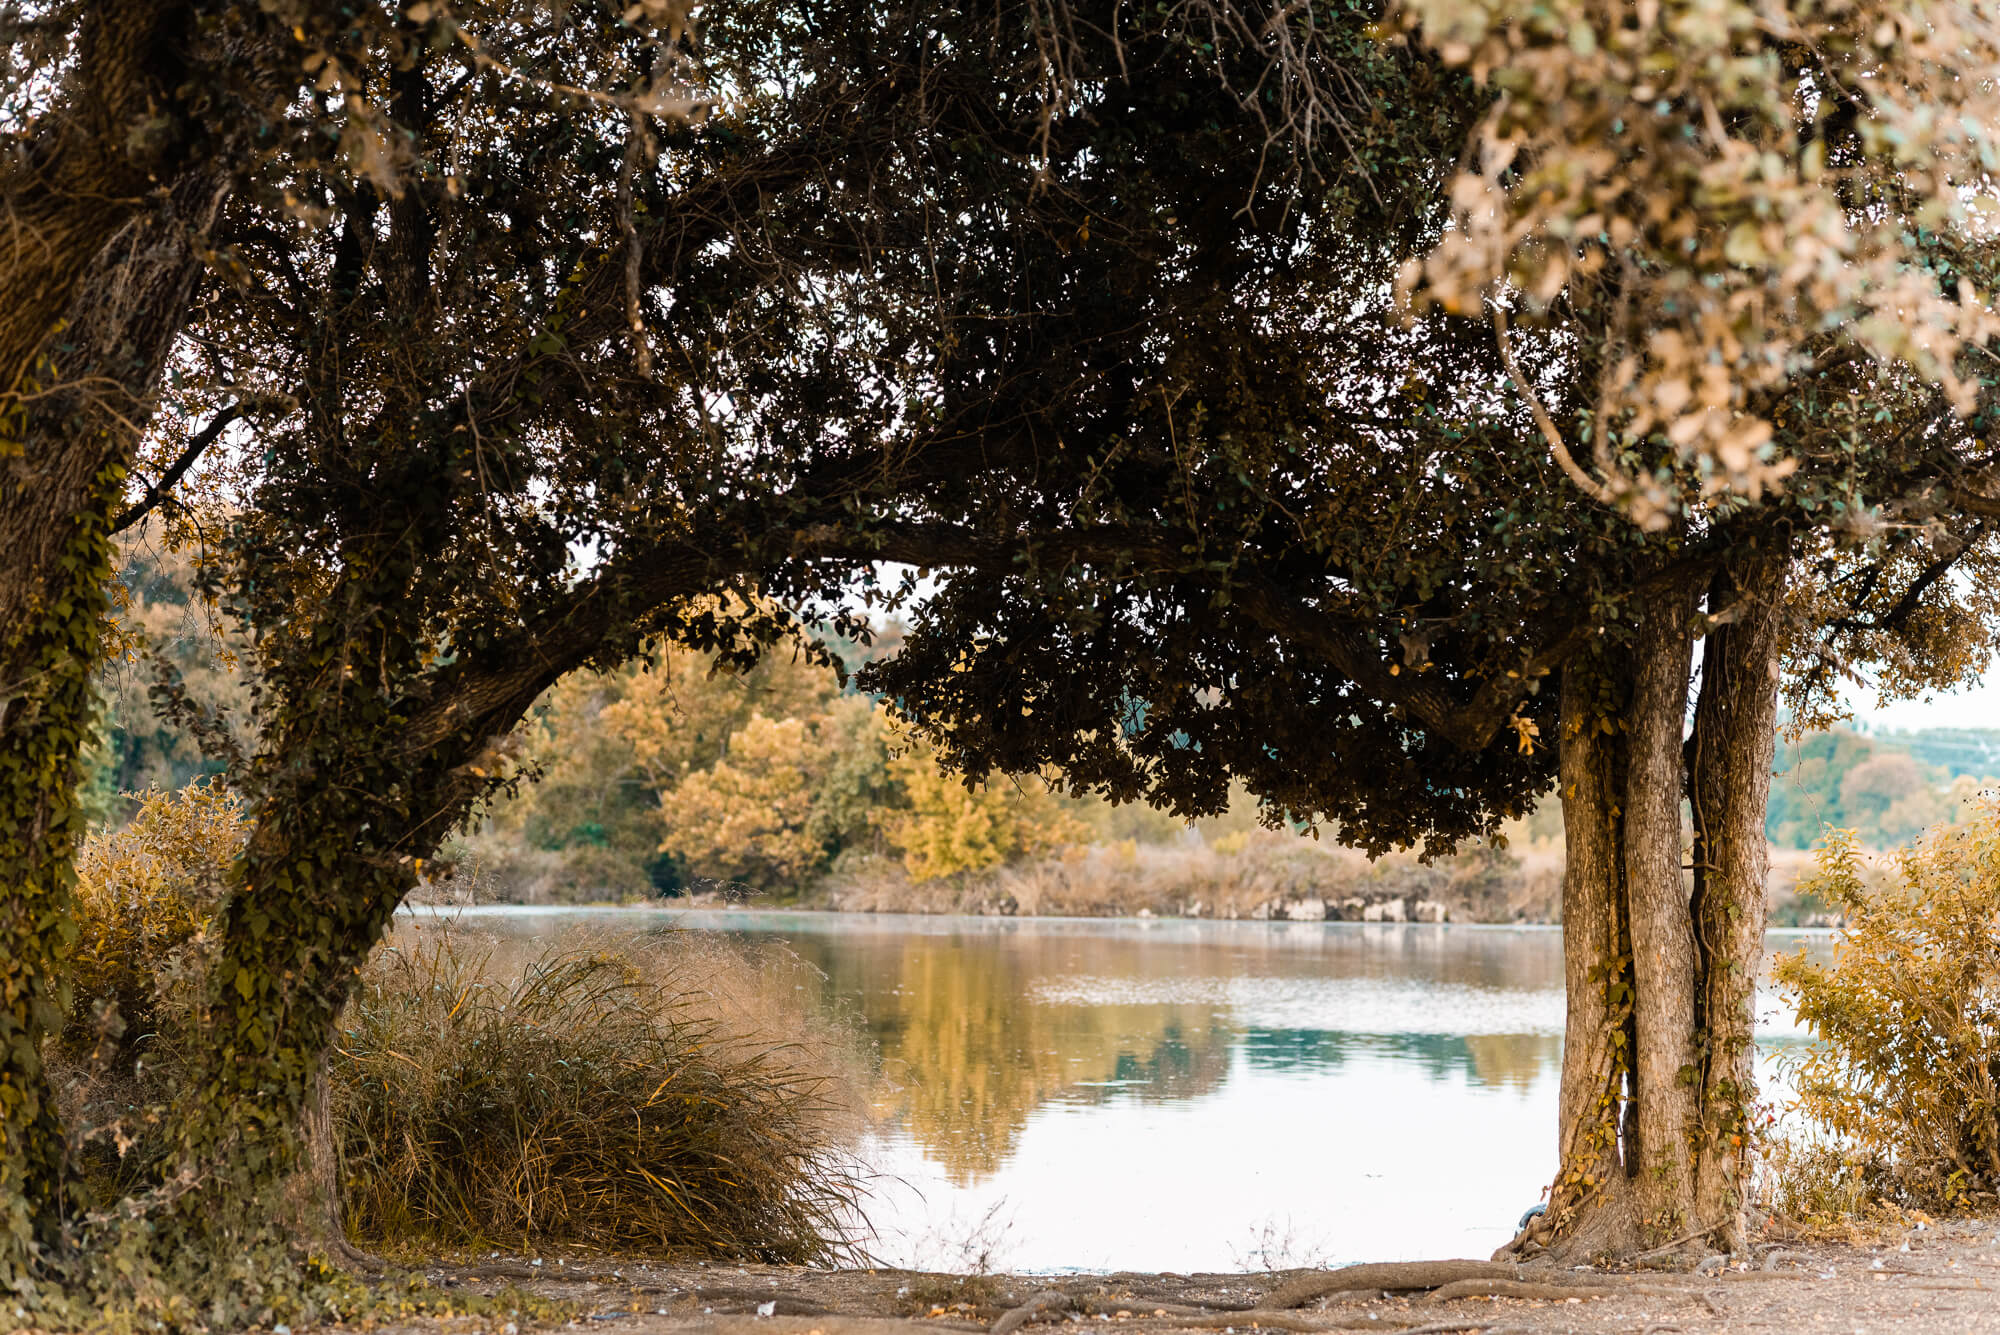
[{"left": 1775, "top": 794, "right": 2000, "bottom": 1212}]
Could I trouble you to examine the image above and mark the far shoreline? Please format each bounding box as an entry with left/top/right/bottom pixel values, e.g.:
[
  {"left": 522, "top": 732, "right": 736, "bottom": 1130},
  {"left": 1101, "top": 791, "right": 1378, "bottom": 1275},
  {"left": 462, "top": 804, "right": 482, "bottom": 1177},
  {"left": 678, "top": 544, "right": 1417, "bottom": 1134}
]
[{"left": 401, "top": 901, "right": 1843, "bottom": 936}]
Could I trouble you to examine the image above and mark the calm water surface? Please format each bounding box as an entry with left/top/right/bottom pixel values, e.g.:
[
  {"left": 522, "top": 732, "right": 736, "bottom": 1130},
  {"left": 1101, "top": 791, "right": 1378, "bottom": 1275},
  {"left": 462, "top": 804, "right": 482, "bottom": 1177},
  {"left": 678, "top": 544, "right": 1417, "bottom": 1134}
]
[{"left": 432, "top": 907, "right": 1829, "bottom": 1273}]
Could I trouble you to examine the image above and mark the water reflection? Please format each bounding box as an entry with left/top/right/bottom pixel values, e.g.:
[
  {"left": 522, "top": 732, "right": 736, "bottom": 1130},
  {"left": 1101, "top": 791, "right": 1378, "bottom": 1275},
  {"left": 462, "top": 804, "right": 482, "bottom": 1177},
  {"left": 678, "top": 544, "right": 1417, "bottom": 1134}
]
[{"left": 435, "top": 908, "right": 1829, "bottom": 1271}]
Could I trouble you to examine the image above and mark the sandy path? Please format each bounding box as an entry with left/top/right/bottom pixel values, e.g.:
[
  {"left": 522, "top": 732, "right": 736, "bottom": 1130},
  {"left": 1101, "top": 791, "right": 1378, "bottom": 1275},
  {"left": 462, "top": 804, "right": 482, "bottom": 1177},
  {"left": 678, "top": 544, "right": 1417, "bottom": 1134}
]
[{"left": 360, "top": 1219, "right": 2000, "bottom": 1335}]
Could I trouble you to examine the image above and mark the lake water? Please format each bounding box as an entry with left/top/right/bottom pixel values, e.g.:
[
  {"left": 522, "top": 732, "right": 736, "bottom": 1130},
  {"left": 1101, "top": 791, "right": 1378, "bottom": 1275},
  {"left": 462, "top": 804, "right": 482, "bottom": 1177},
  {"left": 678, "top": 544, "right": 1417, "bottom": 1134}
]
[{"left": 425, "top": 907, "right": 1829, "bottom": 1274}]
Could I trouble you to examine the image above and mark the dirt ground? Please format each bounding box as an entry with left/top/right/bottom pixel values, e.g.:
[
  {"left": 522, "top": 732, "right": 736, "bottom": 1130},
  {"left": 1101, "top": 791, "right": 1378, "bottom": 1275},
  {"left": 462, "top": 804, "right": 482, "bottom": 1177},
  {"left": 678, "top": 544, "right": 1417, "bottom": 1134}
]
[{"left": 353, "top": 1218, "right": 2000, "bottom": 1335}]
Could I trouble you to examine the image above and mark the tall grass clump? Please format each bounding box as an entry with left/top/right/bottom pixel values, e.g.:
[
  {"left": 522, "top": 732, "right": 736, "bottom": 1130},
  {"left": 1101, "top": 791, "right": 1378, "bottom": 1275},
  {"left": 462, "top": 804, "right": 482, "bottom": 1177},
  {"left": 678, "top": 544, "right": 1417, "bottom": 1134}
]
[
  {"left": 332, "top": 930, "right": 867, "bottom": 1262},
  {"left": 1775, "top": 793, "right": 2000, "bottom": 1213},
  {"left": 57, "top": 780, "right": 868, "bottom": 1266}
]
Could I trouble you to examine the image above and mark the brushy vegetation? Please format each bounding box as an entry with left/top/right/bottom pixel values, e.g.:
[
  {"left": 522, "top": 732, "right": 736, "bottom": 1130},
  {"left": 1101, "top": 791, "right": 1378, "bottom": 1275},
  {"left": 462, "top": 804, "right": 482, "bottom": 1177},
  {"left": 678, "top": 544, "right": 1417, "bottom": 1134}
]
[
  {"left": 819, "top": 830, "right": 1559, "bottom": 923},
  {"left": 58, "top": 780, "right": 243, "bottom": 1197},
  {"left": 1776, "top": 794, "right": 2000, "bottom": 1213},
  {"left": 55, "top": 781, "right": 868, "bottom": 1274},
  {"left": 334, "top": 931, "right": 866, "bottom": 1262}
]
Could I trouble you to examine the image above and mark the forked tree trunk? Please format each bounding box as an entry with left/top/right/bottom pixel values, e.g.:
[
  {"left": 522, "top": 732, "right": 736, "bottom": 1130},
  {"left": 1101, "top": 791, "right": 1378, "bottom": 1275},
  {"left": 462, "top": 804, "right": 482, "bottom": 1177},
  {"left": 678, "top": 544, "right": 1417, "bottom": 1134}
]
[{"left": 1509, "top": 555, "right": 1786, "bottom": 1262}]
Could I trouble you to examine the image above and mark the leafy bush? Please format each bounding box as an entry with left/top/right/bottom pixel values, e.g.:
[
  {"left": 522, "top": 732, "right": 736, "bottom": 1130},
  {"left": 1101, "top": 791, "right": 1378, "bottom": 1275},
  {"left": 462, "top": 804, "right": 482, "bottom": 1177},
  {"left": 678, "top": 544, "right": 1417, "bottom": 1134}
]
[
  {"left": 879, "top": 726, "right": 1088, "bottom": 881},
  {"left": 1775, "top": 795, "right": 2000, "bottom": 1211},
  {"left": 655, "top": 699, "right": 890, "bottom": 887},
  {"left": 333, "top": 929, "right": 866, "bottom": 1261},
  {"left": 66, "top": 779, "right": 243, "bottom": 1056},
  {"left": 57, "top": 781, "right": 246, "bottom": 1195}
]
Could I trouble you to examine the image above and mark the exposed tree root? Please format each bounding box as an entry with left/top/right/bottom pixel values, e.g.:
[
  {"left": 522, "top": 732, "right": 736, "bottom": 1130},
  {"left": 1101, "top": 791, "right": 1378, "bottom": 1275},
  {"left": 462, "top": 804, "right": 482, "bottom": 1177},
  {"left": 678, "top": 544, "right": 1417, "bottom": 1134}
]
[
  {"left": 992, "top": 1289, "right": 1074, "bottom": 1335},
  {"left": 1420, "top": 1279, "right": 1619, "bottom": 1303},
  {"left": 983, "top": 1254, "right": 1828, "bottom": 1335},
  {"left": 1257, "top": 1262, "right": 1525, "bottom": 1309},
  {"left": 1149, "top": 1315, "right": 1516, "bottom": 1333}
]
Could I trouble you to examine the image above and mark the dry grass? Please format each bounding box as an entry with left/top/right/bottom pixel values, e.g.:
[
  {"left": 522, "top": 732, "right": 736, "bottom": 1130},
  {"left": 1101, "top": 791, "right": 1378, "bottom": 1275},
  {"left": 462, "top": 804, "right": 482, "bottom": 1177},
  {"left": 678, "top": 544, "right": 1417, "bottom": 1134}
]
[
  {"left": 53, "top": 781, "right": 872, "bottom": 1265},
  {"left": 332, "top": 926, "right": 869, "bottom": 1263},
  {"left": 1762, "top": 1138, "right": 1911, "bottom": 1239}
]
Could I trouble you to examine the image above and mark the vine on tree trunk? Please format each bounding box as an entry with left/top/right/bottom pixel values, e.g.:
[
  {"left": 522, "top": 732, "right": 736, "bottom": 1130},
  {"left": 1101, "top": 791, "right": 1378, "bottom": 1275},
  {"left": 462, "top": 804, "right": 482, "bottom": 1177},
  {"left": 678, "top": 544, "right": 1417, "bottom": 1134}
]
[{"left": 0, "top": 415, "right": 120, "bottom": 1294}]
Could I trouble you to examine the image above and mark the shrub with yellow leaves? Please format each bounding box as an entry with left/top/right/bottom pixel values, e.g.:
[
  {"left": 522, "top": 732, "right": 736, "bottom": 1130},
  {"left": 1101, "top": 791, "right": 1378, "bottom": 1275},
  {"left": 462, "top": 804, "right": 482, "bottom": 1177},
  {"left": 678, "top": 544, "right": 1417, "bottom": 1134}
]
[
  {"left": 66, "top": 778, "right": 246, "bottom": 1061},
  {"left": 1776, "top": 793, "right": 2000, "bottom": 1211}
]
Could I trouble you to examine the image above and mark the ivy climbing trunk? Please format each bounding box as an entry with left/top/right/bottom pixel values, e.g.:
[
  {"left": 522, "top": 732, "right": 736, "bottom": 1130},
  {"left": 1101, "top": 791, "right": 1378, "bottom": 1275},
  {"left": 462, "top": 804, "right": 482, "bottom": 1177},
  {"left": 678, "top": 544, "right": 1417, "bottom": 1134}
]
[
  {"left": 0, "top": 184, "right": 220, "bottom": 1290},
  {"left": 158, "top": 582, "right": 567, "bottom": 1236},
  {"left": 0, "top": 478, "right": 117, "bottom": 1292},
  {"left": 164, "top": 759, "right": 437, "bottom": 1240},
  {"left": 1510, "top": 555, "right": 1786, "bottom": 1262}
]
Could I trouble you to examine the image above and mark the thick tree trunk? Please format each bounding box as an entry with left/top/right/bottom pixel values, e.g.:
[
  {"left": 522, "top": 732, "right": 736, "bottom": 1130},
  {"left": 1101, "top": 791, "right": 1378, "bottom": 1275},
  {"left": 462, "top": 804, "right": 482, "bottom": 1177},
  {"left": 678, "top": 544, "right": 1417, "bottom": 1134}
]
[
  {"left": 0, "top": 0, "right": 213, "bottom": 400},
  {"left": 1686, "top": 554, "right": 1786, "bottom": 1252},
  {"left": 162, "top": 744, "right": 449, "bottom": 1238},
  {"left": 1622, "top": 582, "right": 1702, "bottom": 1238},
  {"left": 1508, "top": 556, "right": 1786, "bottom": 1262},
  {"left": 0, "top": 487, "right": 115, "bottom": 1293},
  {"left": 1536, "top": 657, "right": 1639, "bottom": 1257},
  {"left": 158, "top": 603, "right": 558, "bottom": 1237},
  {"left": 0, "top": 179, "right": 222, "bottom": 1290}
]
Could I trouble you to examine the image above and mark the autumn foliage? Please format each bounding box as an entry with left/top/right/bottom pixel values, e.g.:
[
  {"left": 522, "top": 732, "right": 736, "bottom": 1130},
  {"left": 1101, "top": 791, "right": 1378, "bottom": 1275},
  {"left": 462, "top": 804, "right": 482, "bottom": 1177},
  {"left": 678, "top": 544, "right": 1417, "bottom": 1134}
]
[
  {"left": 1778, "top": 796, "right": 2000, "bottom": 1211},
  {"left": 479, "top": 641, "right": 1103, "bottom": 893}
]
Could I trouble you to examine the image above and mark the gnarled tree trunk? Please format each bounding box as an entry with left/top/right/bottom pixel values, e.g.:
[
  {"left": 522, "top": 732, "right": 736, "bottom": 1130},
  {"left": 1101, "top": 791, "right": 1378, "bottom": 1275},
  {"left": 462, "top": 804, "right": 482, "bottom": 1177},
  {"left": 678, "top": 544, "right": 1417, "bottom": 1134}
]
[
  {"left": 0, "top": 174, "right": 225, "bottom": 1290},
  {"left": 1511, "top": 554, "right": 1786, "bottom": 1262}
]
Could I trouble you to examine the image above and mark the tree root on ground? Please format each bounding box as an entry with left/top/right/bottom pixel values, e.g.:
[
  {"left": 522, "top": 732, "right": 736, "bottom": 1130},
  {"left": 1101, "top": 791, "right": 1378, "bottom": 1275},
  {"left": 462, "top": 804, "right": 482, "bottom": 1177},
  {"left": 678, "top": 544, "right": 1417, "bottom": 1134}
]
[
  {"left": 1420, "top": 1279, "right": 1620, "bottom": 1303},
  {"left": 991, "top": 1289, "right": 1075, "bottom": 1335},
  {"left": 987, "top": 1254, "right": 1833, "bottom": 1335},
  {"left": 1257, "top": 1262, "right": 1526, "bottom": 1309}
]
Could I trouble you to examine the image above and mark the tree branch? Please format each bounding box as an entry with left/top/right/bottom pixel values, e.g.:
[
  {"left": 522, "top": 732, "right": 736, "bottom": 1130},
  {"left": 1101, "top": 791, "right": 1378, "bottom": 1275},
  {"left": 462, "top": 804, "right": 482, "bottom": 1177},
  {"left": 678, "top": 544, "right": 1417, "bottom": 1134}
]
[
  {"left": 112, "top": 403, "right": 245, "bottom": 534},
  {"left": 1492, "top": 307, "right": 1622, "bottom": 513}
]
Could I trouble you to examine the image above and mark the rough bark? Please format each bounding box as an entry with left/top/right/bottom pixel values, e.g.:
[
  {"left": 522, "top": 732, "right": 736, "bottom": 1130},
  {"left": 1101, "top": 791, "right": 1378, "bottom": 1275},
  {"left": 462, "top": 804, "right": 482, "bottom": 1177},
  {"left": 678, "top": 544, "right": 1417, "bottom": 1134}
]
[
  {"left": 0, "top": 0, "right": 204, "bottom": 400},
  {"left": 0, "top": 173, "right": 224, "bottom": 1290},
  {"left": 1622, "top": 581, "right": 1702, "bottom": 1237},
  {"left": 1687, "top": 554, "right": 1787, "bottom": 1251},
  {"left": 1512, "top": 558, "right": 1784, "bottom": 1262},
  {"left": 1530, "top": 658, "right": 1635, "bottom": 1256}
]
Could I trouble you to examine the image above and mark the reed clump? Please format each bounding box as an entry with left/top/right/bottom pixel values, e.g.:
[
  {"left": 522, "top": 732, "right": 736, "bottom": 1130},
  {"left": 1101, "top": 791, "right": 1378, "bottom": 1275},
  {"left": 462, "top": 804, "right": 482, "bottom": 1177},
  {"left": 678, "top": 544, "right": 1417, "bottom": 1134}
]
[
  {"left": 57, "top": 781, "right": 868, "bottom": 1266},
  {"left": 334, "top": 929, "right": 867, "bottom": 1262}
]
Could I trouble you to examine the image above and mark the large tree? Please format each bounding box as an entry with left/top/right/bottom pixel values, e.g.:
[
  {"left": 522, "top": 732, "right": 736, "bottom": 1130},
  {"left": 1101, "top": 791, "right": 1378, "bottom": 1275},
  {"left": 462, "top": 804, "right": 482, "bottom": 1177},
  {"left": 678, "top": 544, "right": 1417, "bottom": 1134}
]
[
  {"left": 20, "top": 0, "right": 2000, "bottom": 1300},
  {"left": 0, "top": 0, "right": 321, "bottom": 1287},
  {"left": 119, "top": 0, "right": 1486, "bottom": 1276},
  {"left": 0, "top": 0, "right": 698, "bottom": 1297}
]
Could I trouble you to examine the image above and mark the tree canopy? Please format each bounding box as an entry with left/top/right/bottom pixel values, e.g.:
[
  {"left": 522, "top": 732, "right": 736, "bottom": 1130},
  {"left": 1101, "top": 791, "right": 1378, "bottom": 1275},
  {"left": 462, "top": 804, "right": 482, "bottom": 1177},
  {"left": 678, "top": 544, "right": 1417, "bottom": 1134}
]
[{"left": 9, "top": 0, "right": 2000, "bottom": 1308}]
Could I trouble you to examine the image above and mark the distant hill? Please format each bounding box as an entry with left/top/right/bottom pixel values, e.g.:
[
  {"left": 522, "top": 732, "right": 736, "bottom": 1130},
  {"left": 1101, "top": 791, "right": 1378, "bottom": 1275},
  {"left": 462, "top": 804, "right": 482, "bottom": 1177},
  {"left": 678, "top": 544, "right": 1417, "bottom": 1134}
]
[
  {"left": 1874, "top": 728, "right": 2000, "bottom": 780},
  {"left": 1767, "top": 726, "right": 2000, "bottom": 850}
]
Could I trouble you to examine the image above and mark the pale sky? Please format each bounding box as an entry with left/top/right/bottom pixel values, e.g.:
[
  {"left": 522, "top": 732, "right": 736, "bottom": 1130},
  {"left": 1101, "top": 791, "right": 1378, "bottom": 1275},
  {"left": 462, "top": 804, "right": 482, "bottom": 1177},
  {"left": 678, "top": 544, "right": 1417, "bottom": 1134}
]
[{"left": 1843, "top": 669, "right": 2000, "bottom": 733}]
